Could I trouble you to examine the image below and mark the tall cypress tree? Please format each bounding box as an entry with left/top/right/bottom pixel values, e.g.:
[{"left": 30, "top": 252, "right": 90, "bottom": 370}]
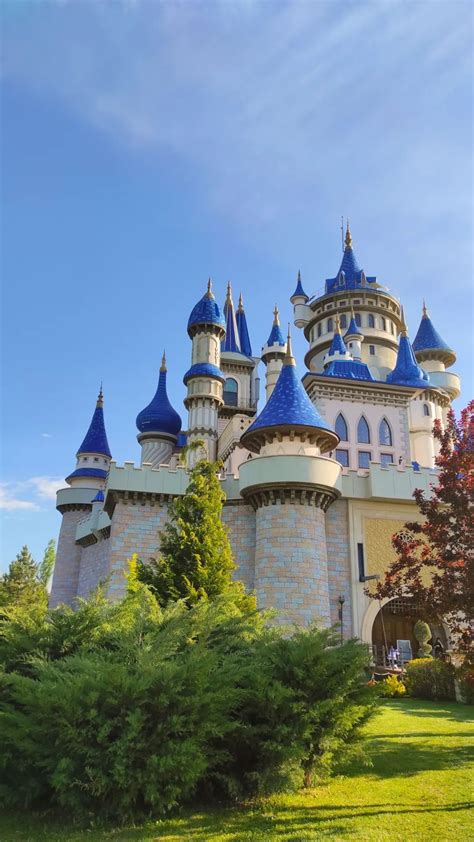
[{"left": 0, "top": 546, "right": 47, "bottom": 609}]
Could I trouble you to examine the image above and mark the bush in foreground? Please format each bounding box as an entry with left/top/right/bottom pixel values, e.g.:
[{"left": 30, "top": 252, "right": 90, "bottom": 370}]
[{"left": 405, "top": 657, "right": 455, "bottom": 701}]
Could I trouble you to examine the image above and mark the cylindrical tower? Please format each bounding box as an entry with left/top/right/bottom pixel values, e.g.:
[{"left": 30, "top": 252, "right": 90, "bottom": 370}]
[
  {"left": 184, "top": 279, "right": 226, "bottom": 464},
  {"left": 136, "top": 352, "right": 182, "bottom": 467},
  {"left": 239, "top": 331, "right": 341, "bottom": 627},
  {"left": 261, "top": 305, "right": 287, "bottom": 401},
  {"left": 412, "top": 302, "right": 460, "bottom": 402}
]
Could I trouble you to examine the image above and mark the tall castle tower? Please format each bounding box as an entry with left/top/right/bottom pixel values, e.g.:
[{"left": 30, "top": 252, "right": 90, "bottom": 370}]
[
  {"left": 136, "top": 352, "right": 182, "bottom": 467},
  {"left": 50, "top": 387, "right": 112, "bottom": 607}
]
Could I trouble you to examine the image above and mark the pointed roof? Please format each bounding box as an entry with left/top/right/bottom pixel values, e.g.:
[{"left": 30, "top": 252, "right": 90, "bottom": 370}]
[
  {"left": 386, "top": 312, "right": 430, "bottom": 389},
  {"left": 266, "top": 305, "right": 286, "bottom": 347},
  {"left": 290, "top": 270, "right": 309, "bottom": 302},
  {"left": 92, "top": 490, "right": 105, "bottom": 503},
  {"left": 77, "top": 387, "right": 112, "bottom": 458},
  {"left": 236, "top": 293, "right": 253, "bottom": 357},
  {"left": 327, "top": 314, "right": 347, "bottom": 356},
  {"left": 412, "top": 302, "right": 455, "bottom": 366},
  {"left": 325, "top": 222, "right": 377, "bottom": 294},
  {"left": 321, "top": 360, "right": 375, "bottom": 381},
  {"left": 136, "top": 353, "right": 182, "bottom": 437},
  {"left": 221, "top": 282, "right": 241, "bottom": 353},
  {"left": 187, "top": 279, "right": 226, "bottom": 336},
  {"left": 241, "top": 328, "right": 338, "bottom": 453},
  {"left": 345, "top": 306, "right": 364, "bottom": 339}
]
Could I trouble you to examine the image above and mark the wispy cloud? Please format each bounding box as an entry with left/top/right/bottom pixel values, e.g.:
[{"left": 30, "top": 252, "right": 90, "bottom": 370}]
[
  {"left": 41, "top": 433, "right": 52, "bottom": 439},
  {"left": 0, "top": 477, "right": 64, "bottom": 511},
  {"left": 0, "top": 485, "right": 40, "bottom": 511}
]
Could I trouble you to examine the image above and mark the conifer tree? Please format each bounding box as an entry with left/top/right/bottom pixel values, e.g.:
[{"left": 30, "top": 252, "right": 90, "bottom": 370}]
[
  {"left": 39, "top": 539, "right": 56, "bottom": 589},
  {"left": 0, "top": 546, "right": 47, "bottom": 609}
]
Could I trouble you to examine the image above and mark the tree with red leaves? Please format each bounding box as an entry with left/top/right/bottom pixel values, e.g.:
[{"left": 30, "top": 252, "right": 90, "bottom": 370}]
[{"left": 375, "top": 400, "right": 474, "bottom": 658}]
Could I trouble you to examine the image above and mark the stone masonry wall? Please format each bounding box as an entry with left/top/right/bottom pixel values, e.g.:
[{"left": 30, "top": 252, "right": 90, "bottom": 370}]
[
  {"left": 50, "top": 509, "right": 90, "bottom": 607},
  {"left": 222, "top": 502, "right": 256, "bottom": 590},
  {"left": 106, "top": 500, "right": 170, "bottom": 600},
  {"left": 76, "top": 537, "right": 111, "bottom": 600},
  {"left": 325, "top": 499, "right": 353, "bottom": 638},
  {"left": 254, "top": 502, "right": 331, "bottom": 626}
]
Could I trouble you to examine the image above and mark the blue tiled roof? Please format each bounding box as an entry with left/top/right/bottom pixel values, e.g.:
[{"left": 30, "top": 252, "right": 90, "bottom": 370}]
[
  {"left": 345, "top": 315, "right": 363, "bottom": 337},
  {"left": 77, "top": 397, "right": 112, "bottom": 458},
  {"left": 321, "top": 360, "right": 375, "bottom": 381},
  {"left": 267, "top": 322, "right": 286, "bottom": 346},
  {"left": 325, "top": 245, "right": 377, "bottom": 294},
  {"left": 244, "top": 360, "right": 335, "bottom": 436},
  {"left": 176, "top": 431, "right": 187, "bottom": 448},
  {"left": 187, "top": 287, "right": 225, "bottom": 335},
  {"left": 136, "top": 367, "right": 182, "bottom": 437},
  {"left": 412, "top": 313, "right": 452, "bottom": 355},
  {"left": 236, "top": 305, "right": 253, "bottom": 356},
  {"left": 92, "top": 490, "right": 105, "bottom": 503},
  {"left": 328, "top": 330, "right": 347, "bottom": 356},
  {"left": 183, "top": 363, "right": 225, "bottom": 385},
  {"left": 66, "top": 468, "right": 108, "bottom": 482},
  {"left": 290, "top": 271, "right": 309, "bottom": 301},
  {"left": 222, "top": 291, "right": 241, "bottom": 353},
  {"left": 386, "top": 334, "right": 430, "bottom": 389}
]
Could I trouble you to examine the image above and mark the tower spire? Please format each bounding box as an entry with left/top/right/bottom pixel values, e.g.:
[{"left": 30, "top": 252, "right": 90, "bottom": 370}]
[
  {"left": 97, "top": 383, "right": 104, "bottom": 408},
  {"left": 205, "top": 277, "right": 214, "bottom": 299},
  {"left": 345, "top": 219, "right": 352, "bottom": 249},
  {"left": 237, "top": 292, "right": 244, "bottom": 313},
  {"left": 283, "top": 324, "right": 296, "bottom": 366},
  {"left": 273, "top": 304, "right": 280, "bottom": 325},
  {"left": 160, "top": 350, "right": 167, "bottom": 372},
  {"left": 422, "top": 299, "right": 428, "bottom": 318}
]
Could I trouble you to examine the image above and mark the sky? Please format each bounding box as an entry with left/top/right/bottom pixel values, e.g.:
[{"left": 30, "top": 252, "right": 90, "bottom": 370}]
[{"left": 1, "top": 0, "right": 472, "bottom": 571}]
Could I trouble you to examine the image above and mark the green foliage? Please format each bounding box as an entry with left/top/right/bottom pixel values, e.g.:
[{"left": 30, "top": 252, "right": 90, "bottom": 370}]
[
  {"left": 405, "top": 657, "right": 455, "bottom": 701},
  {"left": 456, "top": 667, "right": 474, "bottom": 705},
  {"left": 0, "top": 546, "right": 46, "bottom": 610},
  {"left": 39, "top": 540, "right": 56, "bottom": 588},
  {"left": 414, "top": 620, "right": 432, "bottom": 658},
  {"left": 378, "top": 674, "right": 406, "bottom": 698},
  {"left": 137, "top": 459, "right": 253, "bottom": 610}
]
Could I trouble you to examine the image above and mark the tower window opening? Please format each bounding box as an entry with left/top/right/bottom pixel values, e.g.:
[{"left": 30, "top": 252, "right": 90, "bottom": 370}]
[
  {"left": 335, "top": 449, "right": 349, "bottom": 467},
  {"left": 380, "top": 453, "right": 394, "bottom": 467},
  {"left": 368, "top": 314, "right": 375, "bottom": 328},
  {"left": 358, "top": 451, "right": 371, "bottom": 469},
  {"left": 317, "top": 323, "right": 322, "bottom": 337},
  {"left": 94, "top": 457, "right": 99, "bottom": 462},
  {"left": 369, "top": 345, "right": 375, "bottom": 355},
  {"left": 423, "top": 403, "right": 431, "bottom": 417},
  {"left": 379, "top": 418, "right": 393, "bottom": 446},
  {"left": 381, "top": 317, "right": 387, "bottom": 331},
  {"left": 335, "top": 413, "right": 348, "bottom": 441},
  {"left": 340, "top": 314, "right": 347, "bottom": 329},
  {"left": 355, "top": 313, "right": 362, "bottom": 327},
  {"left": 327, "top": 318, "right": 333, "bottom": 333},
  {"left": 223, "top": 378, "right": 238, "bottom": 407},
  {"left": 357, "top": 416, "right": 370, "bottom": 444},
  {"left": 83, "top": 457, "right": 88, "bottom": 462}
]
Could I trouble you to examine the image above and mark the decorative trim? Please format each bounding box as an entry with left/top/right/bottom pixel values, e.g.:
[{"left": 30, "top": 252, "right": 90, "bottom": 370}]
[
  {"left": 241, "top": 482, "right": 339, "bottom": 512},
  {"left": 104, "top": 489, "right": 175, "bottom": 517},
  {"left": 57, "top": 503, "right": 92, "bottom": 514}
]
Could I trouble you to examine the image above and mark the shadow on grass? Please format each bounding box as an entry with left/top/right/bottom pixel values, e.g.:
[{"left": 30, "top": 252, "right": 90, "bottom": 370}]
[{"left": 383, "top": 699, "right": 474, "bottom": 723}]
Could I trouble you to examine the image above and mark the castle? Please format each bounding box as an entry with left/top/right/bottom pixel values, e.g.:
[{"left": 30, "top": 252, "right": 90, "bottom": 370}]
[{"left": 50, "top": 225, "right": 461, "bottom": 658}]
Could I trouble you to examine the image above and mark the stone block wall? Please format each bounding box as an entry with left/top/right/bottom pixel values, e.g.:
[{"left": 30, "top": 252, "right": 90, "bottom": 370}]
[
  {"left": 254, "top": 502, "right": 331, "bottom": 626},
  {"left": 222, "top": 502, "right": 256, "bottom": 590},
  {"left": 76, "top": 537, "right": 111, "bottom": 600},
  {"left": 325, "top": 499, "right": 352, "bottom": 637},
  {"left": 50, "top": 509, "right": 91, "bottom": 607},
  {"left": 106, "top": 500, "right": 170, "bottom": 600}
]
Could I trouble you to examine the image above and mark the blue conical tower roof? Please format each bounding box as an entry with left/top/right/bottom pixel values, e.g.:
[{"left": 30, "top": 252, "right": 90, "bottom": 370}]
[
  {"left": 77, "top": 387, "right": 112, "bottom": 458},
  {"left": 241, "top": 330, "right": 338, "bottom": 453},
  {"left": 344, "top": 306, "right": 364, "bottom": 339},
  {"left": 221, "top": 283, "right": 241, "bottom": 353},
  {"left": 290, "top": 270, "right": 309, "bottom": 302},
  {"left": 325, "top": 223, "right": 377, "bottom": 294},
  {"left": 266, "top": 305, "right": 286, "bottom": 347},
  {"left": 386, "top": 313, "right": 430, "bottom": 389},
  {"left": 187, "top": 279, "right": 225, "bottom": 336},
  {"left": 136, "top": 353, "right": 182, "bottom": 437},
  {"left": 92, "top": 489, "right": 104, "bottom": 503},
  {"left": 236, "top": 293, "right": 253, "bottom": 356},
  {"left": 412, "top": 302, "right": 455, "bottom": 366},
  {"left": 327, "top": 315, "right": 347, "bottom": 355}
]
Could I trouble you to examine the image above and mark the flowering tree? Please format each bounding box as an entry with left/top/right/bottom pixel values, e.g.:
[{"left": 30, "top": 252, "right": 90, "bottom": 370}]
[{"left": 375, "top": 400, "right": 474, "bottom": 657}]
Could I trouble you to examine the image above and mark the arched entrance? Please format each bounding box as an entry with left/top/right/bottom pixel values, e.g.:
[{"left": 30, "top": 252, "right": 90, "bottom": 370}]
[{"left": 371, "top": 597, "right": 448, "bottom": 666}]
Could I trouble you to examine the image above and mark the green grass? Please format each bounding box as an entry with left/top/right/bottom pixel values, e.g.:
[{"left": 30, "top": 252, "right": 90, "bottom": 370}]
[{"left": 2, "top": 699, "right": 473, "bottom": 841}]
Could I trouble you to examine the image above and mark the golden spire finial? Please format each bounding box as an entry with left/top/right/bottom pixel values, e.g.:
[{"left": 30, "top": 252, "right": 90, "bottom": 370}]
[
  {"left": 237, "top": 292, "right": 244, "bottom": 312},
  {"left": 273, "top": 304, "right": 280, "bottom": 325},
  {"left": 335, "top": 313, "right": 341, "bottom": 334},
  {"left": 205, "top": 277, "right": 214, "bottom": 299},
  {"left": 283, "top": 323, "right": 296, "bottom": 366},
  {"left": 160, "top": 350, "right": 167, "bottom": 372},
  {"left": 400, "top": 306, "right": 408, "bottom": 336},
  {"left": 97, "top": 383, "right": 104, "bottom": 408},
  {"left": 345, "top": 219, "right": 352, "bottom": 249},
  {"left": 226, "top": 281, "right": 233, "bottom": 304},
  {"left": 297, "top": 269, "right": 301, "bottom": 282},
  {"left": 422, "top": 299, "right": 428, "bottom": 318}
]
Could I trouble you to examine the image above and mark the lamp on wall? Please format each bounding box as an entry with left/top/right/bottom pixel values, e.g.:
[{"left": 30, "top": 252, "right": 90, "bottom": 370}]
[{"left": 338, "top": 594, "right": 345, "bottom": 646}]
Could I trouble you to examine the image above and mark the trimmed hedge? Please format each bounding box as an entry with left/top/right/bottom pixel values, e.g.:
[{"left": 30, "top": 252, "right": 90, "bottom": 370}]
[{"left": 405, "top": 658, "right": 455, "bottom": 701}]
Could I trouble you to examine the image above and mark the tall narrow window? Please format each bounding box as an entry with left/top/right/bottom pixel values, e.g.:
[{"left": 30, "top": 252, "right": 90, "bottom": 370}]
[
  {"left": 381, "top": 317, "right": 387, "bottom": 331},
  {"left": 317, "top": 323, "right": 322, "bottom": 337},
  {"left": 423, "top": 403, "right": 431, "bottom": 416},
  {"left": 340, "top": 313, "right": 347, "bottom": 329},
  {"left": 358, "top": 451, "right": 371, "bottom": 469},
  {"left": 223, "top": 378, "right": 238, "bottom": 407},
  {"left": 379, "top": 418, "right": 392, "bottom": 446},
  {"left": 355, "top": 313, "right": 362, "bottom": 327},
  {"left": 368, "top": 314, "right": 375, "bottom": 328},
  {"left": 335, "top": 413, "right": 348, "bottom": 441},
  {"left": 357, "top": 416, "right": 370, "bottom": 444},
  {"left": 327, "top": 318, "right": 333, "bottom": 333}
]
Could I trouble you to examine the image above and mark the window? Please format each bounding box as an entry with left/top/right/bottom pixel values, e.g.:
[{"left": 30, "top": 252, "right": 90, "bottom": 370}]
[
  {"left": 357, "top": 416, "right": 370, "bottom": 444},
  {"left": 340, "top": 313, "right": 347, "bottom": 329},
  {"left": 355, "top": 313, "right": 362, "bottom": 327},
  {"left": 423, "top": 403, "right": 431, "bottom": 417},
  {"left": 390, "top": 322, "right": 395, "bottom": 334},
  {"left": 368, "top": 314, "right": 375, "bottom": 328},
  {"left": 336, "top": 449, "right": 349, "bottom": 467},
  {"left": 379, "top": 418, "right": 392, "bottom": 446},
  {"left": 358, "top": 451, "right": 371, "bottom": 469},
  {"left": 317, "top": 323, "right": 322, "bottom": 337},
  {"left": 94, "top": 457, "right": 99, "bottom": 462},
  {"left": 327, "top": 318, "right": 333, "bottom": 333},
  {"left": 380, "top": 453, "right": 394, "bottom": 467},
  {"left": 369, "top": 345, "right": 375, "bottom": 355},
  {"left": 335, "top": 413, "right": 348, "bottom": 441},
  {"left": 223, "top": 378, "right": 238, "bottom": 406},
  {"left": 381, "top": 317, "right": 387, "bottom": 331},
  {"left": 83, "top": 457, "right": 88, "bottom": 462}
]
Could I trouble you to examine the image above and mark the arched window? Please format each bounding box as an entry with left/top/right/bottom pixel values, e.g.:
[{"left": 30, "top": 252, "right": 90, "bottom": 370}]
[
  {"left": 423, "top": 403, "right": 431, "bottom": 417},
  {"left": 355, "top": 313, "right": 362, "bottom": 327},
  {"left": 357, "top": 415, "right": 370, "bottom": 444},
  {"left": 368, "top": 314, "right": 375, "bottom": 328},
  {"left": 379, "top": 418, "right": 392, "bottom": 446},
  {"left": 327, "top": 318, "right": 333, "bottom": 333},
  {"left": 223, "top": 378, "right": 238, "bottom": 407},
  {"left": 335, "top": 413, "right": 348, "bottom": 441},
  {"left": 340, "top": 313, "right": 347, "bottom": 329},
  {"left": 317, "top": 323, "right": 322, "bottom": 337},
  {"left": 381, "top": 317, "right": 387, "bottom": 331}
]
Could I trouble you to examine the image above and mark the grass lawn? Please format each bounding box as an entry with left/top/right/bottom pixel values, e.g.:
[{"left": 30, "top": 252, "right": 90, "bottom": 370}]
[{"left": 2, "top": 699, "right": 473, "bottom": 841}]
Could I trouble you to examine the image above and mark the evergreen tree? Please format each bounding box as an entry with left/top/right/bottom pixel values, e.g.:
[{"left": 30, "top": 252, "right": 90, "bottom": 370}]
[
  {"left": 138, "top": 459, "right": 252, "bottom": 607},
  {"left": 39, "top": 539, "right": 56, "bottom": 589},
  {"left": 0, "top": 546, "right": 46, "bottom": 609}
]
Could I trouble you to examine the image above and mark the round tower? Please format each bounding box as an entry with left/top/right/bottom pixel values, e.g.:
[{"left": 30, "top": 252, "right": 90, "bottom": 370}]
[
  {"left": 184, "top": 279, "right": 226, "bottom": 463},
  {"left": 343, "top": 306, "right": 364, "bottom": 361},
  {"left": 290, "top": 270, "right": 310, "bottom": 328},
  {"left": 239, "top": 330, "right": 341, "bottom": 627},
  {"left": 50, "top": 387, "right": 112, "bottom": 607},
  {"left": 412, "top": 302, "right": 460, "bottom": 402},
  {"left": 261, "top": 305, "right": 287, "bottom": 400},
  {"left": 136, "top": 352, "right": 182, "bottom": 467}
]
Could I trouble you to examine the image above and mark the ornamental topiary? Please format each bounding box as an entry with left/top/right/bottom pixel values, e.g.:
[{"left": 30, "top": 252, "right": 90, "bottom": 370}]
[{"left": 414, "top": 620, "right": 432, "bottom": 658}]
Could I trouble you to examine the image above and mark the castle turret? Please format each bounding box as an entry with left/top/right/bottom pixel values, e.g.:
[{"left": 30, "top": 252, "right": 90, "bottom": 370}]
[
  {"left": 412, "top": 302, "right": 460, "bottom": 400},
  {"left": 136, "top": 352, "right": 182, "bottom": 467},
  {"left": 184, "top": 279, "right": 226, "bottom": 463},
  {"left": 386, "top": 310, "right": 430, "bottom": 390},
  {"left": 290, "top": 270, "right": 311, "bottom": 328},
  {"left": 239, "top": 329, "right": 341, "bottom": 627},
  {"left": 261, "top": 305, "right": 286, "bottom": 400},
  {"left": 236, "top": 293, "right": 252, "bottom": 357},
  {"left": 50, "top": 387, "right": 112, "bottom": 607},
  {"left": 344, "top": 306, "right": 364, "bottom": 361}
]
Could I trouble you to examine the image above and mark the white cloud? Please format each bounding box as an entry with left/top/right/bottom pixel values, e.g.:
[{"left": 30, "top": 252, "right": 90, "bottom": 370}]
[
  {"left": 27, "top": 477, "right": 65, "bottom": 501},
  {"left": 0, "top": 485, "right": 40, "bottom": 511},
  {"left": 41, "top": 433, "right": 53, "bottom": 438},
  {"left": 0, "top": 477, "right": 64, "bottom": 511}
]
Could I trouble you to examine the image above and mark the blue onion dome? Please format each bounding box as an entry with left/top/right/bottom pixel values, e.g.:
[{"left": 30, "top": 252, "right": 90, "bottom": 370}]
[
  {"left": 236, "top": 292, "right": 253, "bottom": 356},
  {"left": 187, "top": 278, "right": 226, "bottom": 337},
  {"left": 386, "top": 311, "right": 430, "bottom": 389},
  {"left": 326, "top": 222, "right": 378, "bottom": 294},
  {"left": 136, "top": 353, "right": 182, "bottom": 437},
  {"left": 412, "top": 302, "right": 456, "bottom": 367},
  {"left": 77, "top": 386, "right": 112, "bottom": 458},
  {"left": 266, "top": 305, "right": 286, "bottom": 347},
  {"left": 221, "top": 282, "right": 241, "bottom": 352},
  {"left": 345, "top": 306, "right": 364, "bottom": 339},
  {"left": 290, "top": 270, "right": 309, "bottom": 302},
  {"left": 241, "top": 329, "right": 338, "bottom": 454},
  {"left": 327, "top": 314, "right": 347, "bottom": 355},
  {"left": 183, "top": 362, "right": 225, "bottom": 385}
]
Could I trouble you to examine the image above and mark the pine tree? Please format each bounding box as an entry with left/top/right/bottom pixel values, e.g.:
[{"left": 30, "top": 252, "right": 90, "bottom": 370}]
[
  {"left": 138, "top": 459, "right": 252, "bottom": 608},
  {"left": 39, "top": 539, "right": 56, "bottom": 589},
  {"left": 0, "top": 546, "right": 47, "bottom": 609}
]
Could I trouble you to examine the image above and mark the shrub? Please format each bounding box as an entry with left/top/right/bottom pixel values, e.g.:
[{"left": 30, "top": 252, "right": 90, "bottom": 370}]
[
  {"left": 405, "top": 657, "right": 455, "bottom": 701},
  {"left": 457, "top": 668, "right": 474, "bottom": 705},
  {"left": 414, "top": 620, "right": 432, "bottom": 658},
  {"left": 378, "top": 674, "right": 406, "bottom": 698}
]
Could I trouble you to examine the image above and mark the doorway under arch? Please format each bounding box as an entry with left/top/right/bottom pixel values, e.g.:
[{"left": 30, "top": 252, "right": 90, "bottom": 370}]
[{"left": 371, "top": 597, "right": 448, "bottom": 666}]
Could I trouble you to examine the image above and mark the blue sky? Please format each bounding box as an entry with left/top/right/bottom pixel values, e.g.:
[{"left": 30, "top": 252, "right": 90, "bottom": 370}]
[{"left": 1, "top": 0, "right": 472, "bottom": 570}]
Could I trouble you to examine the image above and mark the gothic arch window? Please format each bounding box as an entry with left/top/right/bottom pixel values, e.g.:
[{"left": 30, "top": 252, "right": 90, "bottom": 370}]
[
  {"left": 357, "top": 415, "right": 371, "bottom": 444},
  {"left": 317, "top": 323, "right": 322, "bottom": 337},
  {"left": 223, "top": 377, "right": 238, "bottom": 407},
  {"left": 355, "top": 313, "right": 362, "bottom": 327},
  {"left": 379, "top": 417, "right": 392, "bottom": 446},
  {"left": 335, "top": 413, "right": 348, "bottom": 442},
  {"left": 368, "top": 314, "right": 375, "bottom": 328},
  {"left": 423, "top": 403, "right": 431, "bottom": 416},
  {"left": 327, "top": 317, "right": 333, "bottom": 333},
  {"left": 340, "top": 313, "right": 347, "bottom": 329}
]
